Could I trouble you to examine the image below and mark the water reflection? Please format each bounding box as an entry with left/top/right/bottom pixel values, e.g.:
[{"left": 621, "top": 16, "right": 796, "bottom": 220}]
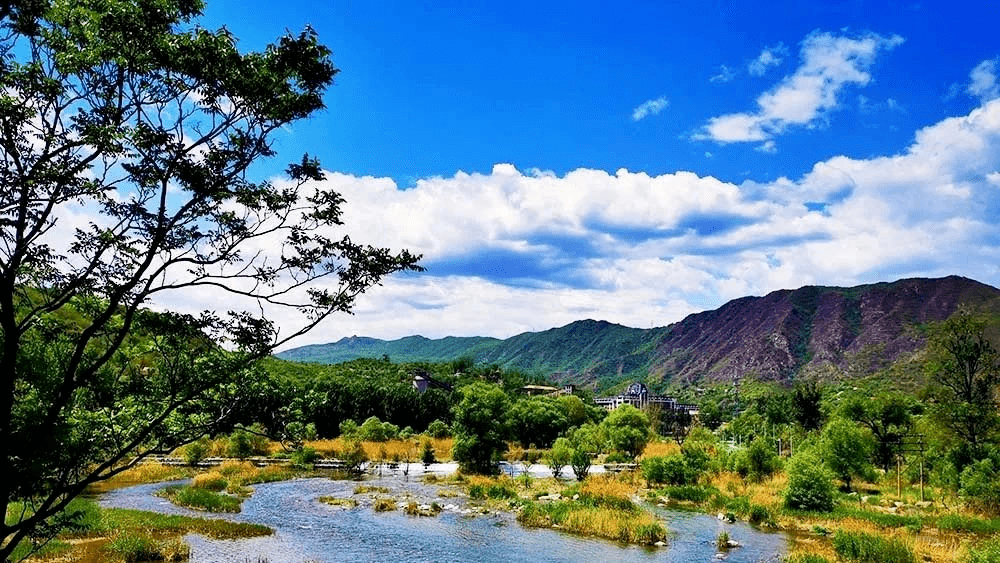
[{"left": 101, "top": 475, "right": 787, "bottom": 562}]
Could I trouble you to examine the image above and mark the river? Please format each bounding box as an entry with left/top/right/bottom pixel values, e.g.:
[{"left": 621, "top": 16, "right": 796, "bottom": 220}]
[{"left": 100, "top": 468, "right": 788, "bottom": 562}]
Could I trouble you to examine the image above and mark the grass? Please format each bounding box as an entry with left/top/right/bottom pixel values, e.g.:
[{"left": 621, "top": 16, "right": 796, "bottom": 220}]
[
  {"left": 105, "top": 531, "right": 190, "bottom": 562},
  {"left": 158, "top": 485, "right": 243, "bottom": 512},
  {"left": 831, "top": 530, "right": 916, "bottom": 563},
  {"left": 518, "top": 500, "right": 667, "bottom": 545},
  {"left": 87, "top": 462, "right": 193, "bottom": 494}
]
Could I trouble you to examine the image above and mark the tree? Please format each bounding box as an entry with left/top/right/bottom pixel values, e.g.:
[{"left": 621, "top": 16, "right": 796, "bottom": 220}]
[
  {"left": 840, "top": 393, "right": 915, "bottom": 472},
  {"left": 925, "top": 312, "right": 1000, "bottom": 449},
  {"left": 821, "top": 418, "right": 873, "bottom": 492},
  {"left": 509, "top": 396, "right": 569, "bottom": 449},
  {"left": 791, "top": 380, "right": 825, "bottom": 431},
  {"left": 547, "top": 437, "right": 572, "bottom": 479},
  {"left": 784, "top": 449, "right": 835, "bottom": 512},
  {"left": 451, "top": 382, "right": 511, "bottom": 474},
  {"left": 601, "top": 405, "right": 651, "bottom": 459},
  {"left": 0, "top": 0, "right": 420, "bottom": 558}
]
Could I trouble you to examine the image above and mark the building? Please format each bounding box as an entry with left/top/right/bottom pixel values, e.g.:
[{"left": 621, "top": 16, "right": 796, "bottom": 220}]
[
  {"left": 517, "top": 384, "right": 576, "bottom": 397},
  {"left": 412, "top": 371, "right": 453, "bottom": 394},
  {"left": 595, "top": 382, "right": 699, "bottom": 416}
]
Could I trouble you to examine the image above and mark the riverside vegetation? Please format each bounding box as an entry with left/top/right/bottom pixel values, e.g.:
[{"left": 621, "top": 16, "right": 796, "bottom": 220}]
[{"left": 12, "top": 311, "right": 1000, "bottom": 562}]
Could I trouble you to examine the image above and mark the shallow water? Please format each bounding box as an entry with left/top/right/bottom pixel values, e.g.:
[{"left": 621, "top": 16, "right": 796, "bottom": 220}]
[{"left": 100, "top": 472, "right": 787, "bottom": 563}]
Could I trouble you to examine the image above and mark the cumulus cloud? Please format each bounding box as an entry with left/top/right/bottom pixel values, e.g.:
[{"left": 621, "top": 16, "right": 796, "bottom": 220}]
[
  {"left": 748, "top": 43, "right": 787, "bottom": 76},
  {"left": 697, "top": 31, "right": 904, "bottom": 145},
  {"left": 632, "top": 96, "right": 669, "bottom": 121},
  {"left": 968, "top": 58, "right": 1000, "bottom": 102},
  {"left": 136, "top": 96, "right": 1000, "bottom": 348}
]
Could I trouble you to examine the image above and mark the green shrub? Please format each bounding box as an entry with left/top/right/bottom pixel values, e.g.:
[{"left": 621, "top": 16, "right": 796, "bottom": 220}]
[
  {"left": 341, "top": 440, "right": 368, "bottom": 475},
  {"left": 183, "top": 437, "right": 210, "bottom": 467},
  {"left": 421, "top": 440, "right": 436, "bottom": 466},
  {"left": 784, "top": 449, "right": 835, "bottom": 512},
  {"left": 571, "top": 448, "right": 591, "bottom": 480},
  {"left": 743, "top": 437, "right": 780, "bottom": 481},
  {"left": 339, "top": 419, "right": 358, "bottom": 438},
  {"left": 963, "top": 537, "right": 1000, "bottom": 563},
  {"left": 642, "top": 455, "right": 697, "bottom": 486},
  {"left": 787, "top": 555, "right": 832, "bottom": 563},
  {"left": 937, "top": 514, "right": 1000, "bottom": 534},
  {"left": 747, "top": 503, "right": 773, "bottom": 526},
  {"left": 291, "top": 446, "right": 321, "bottom": 468},
  {"left": 486, "top": 483, "right": 517, "bottom": 500},
  {"left": 468, "top": 484, "right": 485, "bottom": 500},
  {"left": 426, "top": 419, "right": 451, "bottom": 438},
  {"left": 660, "top": 484, "right": 714, "bottom": 503},
  {"left": 227, "top": 429, "right": 253, "bottom": 460},
  {"left": 547, "top": 437, "right": 573, "bottom": 479},
  {"left": 832, "top": 530, "right": 915, "bottom": 563},
  {"left": 960, "top": 458, "right": 1000, "bottom": 515}
]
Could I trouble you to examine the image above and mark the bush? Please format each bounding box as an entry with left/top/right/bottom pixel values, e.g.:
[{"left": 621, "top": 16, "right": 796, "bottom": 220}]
[
  {"left": 784, "top": 449, "right": 835, "bottom": 512},
  {"left": 571, "top": 448, "right": 591, "bottom": 480},
  {"left": 642, "top": 455, "right": 697, "bottom": 486},
  {"left": 548, "top": 437, "right": 573, "bottom": 479},
  {"left": 291, "top": 446, "right": 321, "bottom": 468},
  {"left": 743, "top": 437, "right": 779, "bottom": 481},
  {"left": 183, "top": 437, "right": 210, "bottom": 467},
  {"left": 421, "top": 440, "right": 436, "bottom": 466},
  {"left": 227, "top": 429, "right": 253, "bottom": 460},
  {"left": 341, "top": 440, "right": 368, "bottom": 475},
  {"left": 960, "top": 458, "right": 1000, "bottom": 515},
  {"left": 339, "top": 419, "right": 358, "bottom": 439},
  {"left": 963, "top": 537, "right": 1000, "bottom": 563},
  {"left": 832, "top": 530, "right": 915, "bottom": 563},
  {"left": 426, "top": 419, "right": 451, "bottom": 438}
]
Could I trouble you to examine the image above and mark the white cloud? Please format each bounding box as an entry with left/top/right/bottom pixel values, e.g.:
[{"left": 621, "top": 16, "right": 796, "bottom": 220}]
[
  {"left": 697, "top": 31, "right": 904, "bottom": 143},
  {"left": 632, "top": 96, "right": 669, "bottom": 121},
  {"left": 748, "top": 42, "right": 787, "bottom": 76},
  {"left": 710, "top": 64, "right": 736, "bottom": 83},
  {"left": 90, "top": 96, "right": 1000, "bottom": 348},
  {"left": 968, "top": 58, "right": 1000, "bottom": 102}
]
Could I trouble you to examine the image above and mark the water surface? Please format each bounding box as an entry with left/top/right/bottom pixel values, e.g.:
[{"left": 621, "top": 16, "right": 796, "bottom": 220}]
[{"left": 101, "top": 473, "right": 787, "bottom": 562}]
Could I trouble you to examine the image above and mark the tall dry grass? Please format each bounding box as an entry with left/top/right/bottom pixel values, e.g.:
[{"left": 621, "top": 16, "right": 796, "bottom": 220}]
[
  {"left": 88, "top": 462, "right": 191, "bottom": 493},
  {"left": 640, "top": 441, "right": 681, "bottom": 459},
  {"left": 304, "top": 437, "right": 454, "bottom": 461}
]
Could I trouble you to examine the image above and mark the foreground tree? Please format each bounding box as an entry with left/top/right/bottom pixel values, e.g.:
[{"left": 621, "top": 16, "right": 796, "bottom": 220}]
[{"left": 0, "top": 0, "right": 420, "bottom": 558}]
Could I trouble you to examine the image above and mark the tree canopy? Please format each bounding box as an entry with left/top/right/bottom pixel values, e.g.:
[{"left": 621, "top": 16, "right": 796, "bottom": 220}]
[{"left": 0, "top": 0, "right": 420, "bottom": 558}]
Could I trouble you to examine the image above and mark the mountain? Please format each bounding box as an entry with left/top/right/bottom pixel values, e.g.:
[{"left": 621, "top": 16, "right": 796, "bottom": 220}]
[{"left": 276, "top": 276, "right": 1000, "bottom": 390}]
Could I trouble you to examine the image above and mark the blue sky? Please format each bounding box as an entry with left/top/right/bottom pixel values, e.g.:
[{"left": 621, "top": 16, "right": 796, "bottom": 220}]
[{"left": 178, "top": 1, "right": 1000, "bottom": 346}]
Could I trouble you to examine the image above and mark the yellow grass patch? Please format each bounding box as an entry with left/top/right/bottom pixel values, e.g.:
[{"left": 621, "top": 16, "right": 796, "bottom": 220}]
[
  {"left": 304, "top": 437, "right": 454, "bottom": 461},
  {"left": 640, "top": 441, "right": 680, "bottom": 459},
  {"left": 89, "top": 463, "right": 191, "bottom": 493},
  {"left": 581, "top": 474, "right": 638, "bottom": 502}
]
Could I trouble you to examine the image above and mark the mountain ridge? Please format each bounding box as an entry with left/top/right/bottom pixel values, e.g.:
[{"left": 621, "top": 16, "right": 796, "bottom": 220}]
[{"left": 277, "top": 276, "right": 1000, "bottom": 390}]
